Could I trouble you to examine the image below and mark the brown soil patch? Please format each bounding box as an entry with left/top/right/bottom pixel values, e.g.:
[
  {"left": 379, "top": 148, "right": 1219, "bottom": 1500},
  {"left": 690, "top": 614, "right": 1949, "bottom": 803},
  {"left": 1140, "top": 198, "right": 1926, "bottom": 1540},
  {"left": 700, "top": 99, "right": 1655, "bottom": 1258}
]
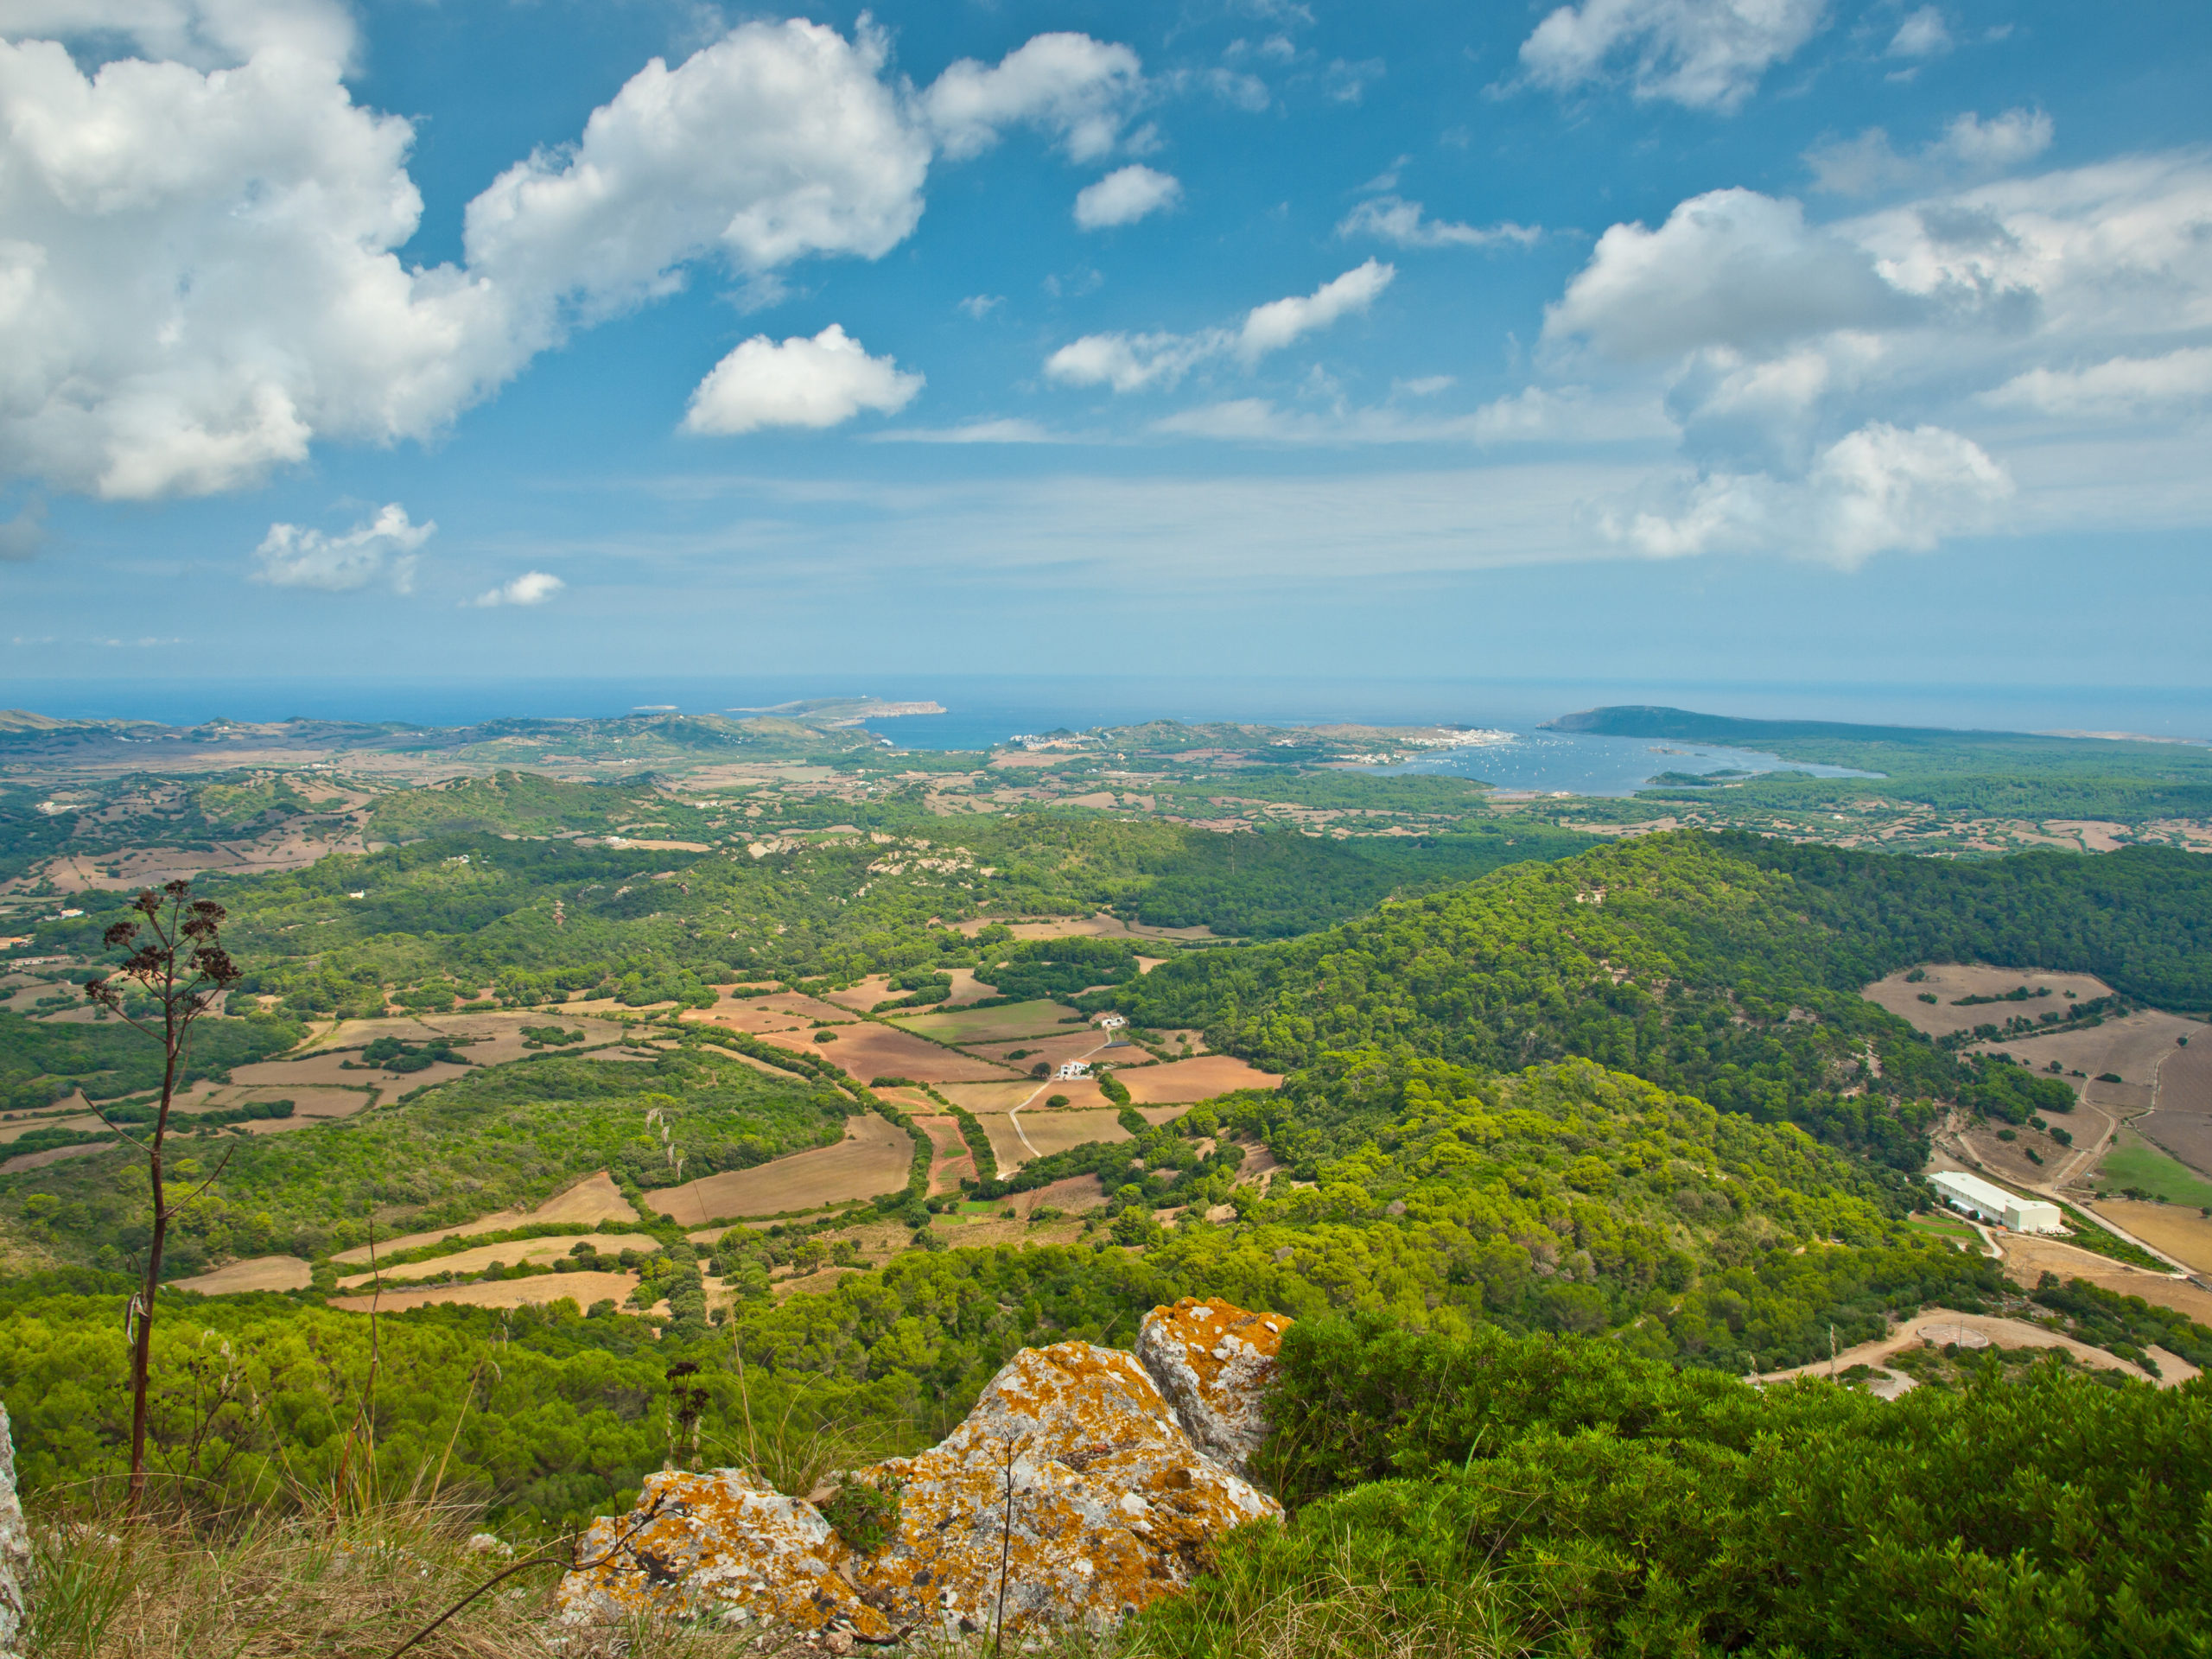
[
  {"left": 1116, "top": 1055, "right": 1281, "bottom": 1103},
  {"left": 2084, "top": 1200, "right": 2212, "bottom": 1274},
  {"left": 892, "top": 1001, "right": 1080, "bottom": 1046},
  {"left": 966, "top": 1033, "right": 1122, "bottom": 1071},
  {"left": 333, "top": 1171, "right": 633, "bottom": 1263},
  {"left": 194, "top": 1086, "right": 372, "bottom": 1124},
  {"left": 821, "top": 976, "right": 894, "bottom": 1012},
  {"left": 1969, "top": 1011, "right": 2202, "bottom": 1115},
  {"left": 650, "top": 1116, "right": 913, "bottom": 1227},
  {"left": 984, "top": 1106, "right": 1131, "bottom": 1169},
  {"left": 687, "top": 1003, "right": 806, "bottom": 1036},
  {"left": 1010, "top": 1173, "right": 1107, "bottom": 1216},
  {"left": 170, "top": 1255, "right": 315, "bottom": 1294},
  {"left": 2141, "top": 1038, "right": 2212, "bottom": 1174},
  {"left": 759, "top": 1022, "right": 1018, "bottom": 1085},
  {"left": 326, "top": 1269, "right": 639, "bottom": 1315},
  {"left": 995, "top": 914, "right": 1218, "bottom": 942},
  {"left": 338, "top": 1232, "right": 660, "bottom": 1290},
  {"left": 750, "top": 993, "right": 856, "bottom": 1023},
  {"left": 1861, "top": 965, "right": 2116, "bottom": 1039}
]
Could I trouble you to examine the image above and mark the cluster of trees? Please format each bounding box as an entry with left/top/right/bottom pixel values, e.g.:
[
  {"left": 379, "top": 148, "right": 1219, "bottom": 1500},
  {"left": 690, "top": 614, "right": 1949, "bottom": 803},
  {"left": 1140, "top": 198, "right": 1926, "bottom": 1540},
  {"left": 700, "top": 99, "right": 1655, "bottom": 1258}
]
[
  {"left": 1135, "top": 1309, "right": 2212, "bottom": 1656},
  {"left": 0, "top": 1005, "right": 302, "bottom": 1112}
]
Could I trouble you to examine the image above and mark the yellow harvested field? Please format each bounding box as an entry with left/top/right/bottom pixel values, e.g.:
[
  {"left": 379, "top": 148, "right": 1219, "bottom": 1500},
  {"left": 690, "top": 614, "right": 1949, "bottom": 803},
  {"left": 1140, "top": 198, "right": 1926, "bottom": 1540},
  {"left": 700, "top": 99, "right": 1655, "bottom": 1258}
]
[
  {"left": 1116, "top": 1055, "right": 1282, "bottom": 1103},
  {"left": 333, "top": 1170, "right": 633, "bottom": 1263},
  {"left": 0, "top": 1113, "right": 99, "bottom": 1144},
  {"left": 751, "top": 993, "right": 856, "bottom": 1023},
  {"left": 338, "top": 1232, "right": 659, "bottom": 1290},
  {"left": 650, "top": 1115, "right": 913, "bottom": 1227},
  {"left": 172, "top": 1255, "right": 313, "bottom": 1294},
  {"left": 1861, "top": 965, "right": 2115, "bottom": 1039},
  {"left": 759, "top": 1021, "right": 1017, "bottom": 1084},
  {"left": 1993, "top": 1229, "right": 2212, "bottom": 1325},
  {"left": 986, "top": 1106, "right": 1131, "bottom": 1168},
  {"left": 772, "top": 1265, "right": 865, "bottom": 1301},
  {"left": 694, "top": 1002, "right": 810, "bottom": 1035},
  {"left": 327, "top": 1269, "right": 639, "bottom": 1315},
  {"left": 1012, "top": 1173, "right": 1107, "bottom": 1216},
  {"left": 938, "top": 1078, "right": 1113, "bottom": 1115},
  {"left": 892, "top": 1001, "right": 1080, "bottom": 1046},
  {"left": 2086, "top": 1200, "right": 2212, "bottom": 1275}
]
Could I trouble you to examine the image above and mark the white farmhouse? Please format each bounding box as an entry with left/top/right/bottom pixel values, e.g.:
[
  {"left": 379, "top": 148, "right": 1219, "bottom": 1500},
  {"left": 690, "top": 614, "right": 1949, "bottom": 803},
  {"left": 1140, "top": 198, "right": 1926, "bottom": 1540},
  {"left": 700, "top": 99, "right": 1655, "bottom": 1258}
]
[
  {"left": 1929, "top": 1169, "right": 2063, "bottom": 1234},
  {"left": 1054, "top": 1060, "right": 1092, "bottom": 1081},
  {"left": 1095, "top": 1014, "right": 1128, "bottom": 1030}
]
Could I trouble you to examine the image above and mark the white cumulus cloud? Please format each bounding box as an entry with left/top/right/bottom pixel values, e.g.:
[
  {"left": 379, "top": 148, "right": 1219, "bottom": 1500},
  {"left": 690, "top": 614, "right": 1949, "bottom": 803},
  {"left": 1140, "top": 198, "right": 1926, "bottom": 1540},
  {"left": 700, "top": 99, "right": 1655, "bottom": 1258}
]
[
  {"left": 0, "top": 16, "right": 1143, "bottom": 500},
  {"left": 1607, "top": 422, "right": 2011, "bottom": 565},
  {"left": 1518, "top": 0, "right": 1827, "bottom": 112},
  {"left": 683, "top": 324, "right": 923, "bottom": 435},
  {"left": 1074, "top": 165, "right": 1181, "bottom": 229},
  {"left": 922, "top": 33, "right": 1145, "bottom": 162},
  {"left": 1886, "top": 6, "right": 1951, "bottom": 58},
  {"left": 467, "top": 570, "right": 564, "bottom": 608},
  {"left": 1338, "top": 196, "right": 1541, "bottom": 249},
  {"left": 251, "top": 503, "right": 433, "bottom": 594},
  {"left": 1807, "top": 107, "right": 2052, "bottom": 195},
  {"left": 1045, "top": 261, "right": 1394, "bottom": 392},
  {"left": 1982, "top": 347, "right": 2212, "bottom": 419}
]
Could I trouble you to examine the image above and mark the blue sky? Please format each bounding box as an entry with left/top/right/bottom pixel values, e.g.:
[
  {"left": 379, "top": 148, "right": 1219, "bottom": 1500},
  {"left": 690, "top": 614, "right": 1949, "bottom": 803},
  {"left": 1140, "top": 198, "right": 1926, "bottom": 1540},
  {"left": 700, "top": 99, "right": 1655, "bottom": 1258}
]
[{"left": 2, "top": 0, "right": 2209, "bottom": 719}]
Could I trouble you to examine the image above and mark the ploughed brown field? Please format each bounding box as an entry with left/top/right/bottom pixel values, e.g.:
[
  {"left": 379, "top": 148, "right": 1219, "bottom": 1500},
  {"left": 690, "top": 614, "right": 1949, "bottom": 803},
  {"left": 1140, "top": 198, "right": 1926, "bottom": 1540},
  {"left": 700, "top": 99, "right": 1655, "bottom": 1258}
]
[
  {"left": 937, "top": 1078, "right": 1113, "bottom": 1115},
  {"left": 757, "top": 1021, "right": 1020, "bottom": 1084},
  {"left": 1115, "top": 1055, "right": 1282, "bottom": 1103},
  {"left": 326, "top": 1268, "right": 640, "bottom": 1315},
  {"left": 648, "top": 1115, "right": 912, "bottom": 1227},
  {"left": 964, "top": 1032, "right": 1122, "bottom": 1071},
  {"left": 913, "top": 1115, "right": 976, "bottom": 1194},
  {"left": 2141, "top": 1039, "right": 2212, "bottom": 1176}
]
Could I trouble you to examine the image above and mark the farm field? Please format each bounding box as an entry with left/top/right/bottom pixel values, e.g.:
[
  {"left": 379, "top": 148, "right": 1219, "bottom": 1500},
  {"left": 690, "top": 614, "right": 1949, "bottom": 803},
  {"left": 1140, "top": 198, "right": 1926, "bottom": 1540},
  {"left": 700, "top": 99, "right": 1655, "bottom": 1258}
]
[
  {"left": 756, "top": 1021, "right": 1019, "bottom": 1084},
  {"left": 1993, "top": 1228, "right": 2212, "bottom": 1325},
  {"left": 2094, "top": 1129, "right": 2212, "bottom": 1207},
  {"left": 172, "top": 1255, "right": 315, "bottom": 1294},
  {"left": 1862, "top": 965, "right": 2114, "bottom": 1039},
  {"left": 331, "top": 1171, "right": 634, "bottom": 1264},
  {"left": 684, "top": 1002, "right": 808, "bottom": 1034},
  {"left": 963, "top": 1032, "right": 1122, "bottom": 1071},
  {"left": 324, "top": 1268, "right": 640, "bottom": 1315},
  {"left": 2140, "top": 1037, "right": 2212, "bottom": 1174},
  {"left": 890, "top": 1000, "right": 1077, "bottom": 1045},
  {"left": 336, "top": 1232, "right": 659, "bottom": 1289},
  {"left": 1751, "top": 1307, "right": 2196, "bottom": 1389},
  {"left": 1115, "top": 1055, "right": 1282, "bottom": 1103},
  {"left": 912, "top": 1116, "right": 976, "bottom": 1194},
  {"left": 937, "top": 1077, "right": 1112, "bottom": 1114},
  {"left": 2085, "top": 1199, "right": 2212, "bottom": 1275},
  {"left": 647, "top": 1115, "right": 912, "bottom": 1226}
]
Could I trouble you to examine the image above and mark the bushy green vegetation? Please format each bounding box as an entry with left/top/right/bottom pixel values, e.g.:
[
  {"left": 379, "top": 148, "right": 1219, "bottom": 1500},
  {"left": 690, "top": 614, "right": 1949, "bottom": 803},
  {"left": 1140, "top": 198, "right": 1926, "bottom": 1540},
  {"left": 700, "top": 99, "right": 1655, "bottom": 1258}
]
[
  {"left": 1135, "top": 1310, "right": 2212, "bottom": 1657},
  {"left": 0, "top": 1049, "right": 839, "bottom": 1274},
  {"left": 1113, "top": 832, "right": 2212, "bottom": 1169},
  {"left": 0, "top": 1006, "right": 303, "bottom": 1110}
]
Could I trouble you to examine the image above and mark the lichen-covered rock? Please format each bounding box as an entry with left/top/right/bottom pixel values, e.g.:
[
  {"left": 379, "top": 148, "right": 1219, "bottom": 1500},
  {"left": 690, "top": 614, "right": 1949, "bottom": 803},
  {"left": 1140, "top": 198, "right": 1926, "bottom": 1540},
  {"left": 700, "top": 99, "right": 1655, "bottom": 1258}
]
[
  {"left": 554, "top": 1466, "right": 893, "bottom": 1641},
  {"left": 1136, "top": 1298, "right": 1290, "bottom": 1477},
  {"left": 857, "top": 1341, "right": 1279, "bottom": 1636},
  {"left": 0, "top": 1406, "right": 27, "bottom": 1659},
  {"left": 556, "top": 1336, "right": 1279, "bottom": 1642}
]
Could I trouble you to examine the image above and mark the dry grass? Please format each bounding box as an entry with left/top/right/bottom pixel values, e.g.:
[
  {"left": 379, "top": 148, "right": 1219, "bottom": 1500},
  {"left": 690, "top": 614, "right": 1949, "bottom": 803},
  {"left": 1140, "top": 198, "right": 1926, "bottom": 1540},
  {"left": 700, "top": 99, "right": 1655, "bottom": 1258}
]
[{"left": 23, "top": 1499, "right": 799, "bottom": 1659}]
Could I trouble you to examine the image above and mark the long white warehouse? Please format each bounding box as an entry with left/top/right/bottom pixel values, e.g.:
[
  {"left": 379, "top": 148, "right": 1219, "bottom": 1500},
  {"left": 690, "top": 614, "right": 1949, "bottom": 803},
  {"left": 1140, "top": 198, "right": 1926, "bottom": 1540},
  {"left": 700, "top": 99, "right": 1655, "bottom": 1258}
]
[{"left": 1929, "top": 1169, "right": 2064, "bottom": 1234}]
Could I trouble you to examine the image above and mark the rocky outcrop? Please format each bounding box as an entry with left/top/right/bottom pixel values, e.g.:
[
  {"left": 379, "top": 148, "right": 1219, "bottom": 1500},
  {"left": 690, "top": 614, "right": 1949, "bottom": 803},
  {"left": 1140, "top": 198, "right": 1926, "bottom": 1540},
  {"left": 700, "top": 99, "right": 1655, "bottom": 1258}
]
[
  {"left": 0, "top": 1406, "right": 27, "bottom": 1659},
  {"left": 1135, "top": 1298, "right": 1291, "bottom": 1478},
  {"left": 557, "top": 1304, "right": 1290, "bottom": 1644}
]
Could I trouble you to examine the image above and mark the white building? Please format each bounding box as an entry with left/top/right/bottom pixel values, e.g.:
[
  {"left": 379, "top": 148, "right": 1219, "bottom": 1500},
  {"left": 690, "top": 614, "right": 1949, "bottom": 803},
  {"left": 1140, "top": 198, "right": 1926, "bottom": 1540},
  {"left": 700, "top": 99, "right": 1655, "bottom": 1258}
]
[
  {"left": 1929, "top": 1169, "right": 2064, "bottom": 1234},
  {"left": 1054, "top": 1060, "right": 1091, "bottom": 1081},
  {"left": 1095, "top": 1014, "right": 1127, "bottom": 1030}
]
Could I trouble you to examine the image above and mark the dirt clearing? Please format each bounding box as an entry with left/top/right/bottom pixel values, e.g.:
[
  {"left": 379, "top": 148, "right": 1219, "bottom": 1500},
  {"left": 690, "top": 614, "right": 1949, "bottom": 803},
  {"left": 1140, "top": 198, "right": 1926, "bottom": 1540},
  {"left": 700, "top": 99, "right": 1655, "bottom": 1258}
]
[
  {"left": 1992, "top": 1228, "right": 2212, "bottom": 1325},
  {"left": 1751, "top": 1306, "right": 2195, "bottom": 1389},
  {"left": 649, "top": 1115, "right": 912, "bottom": 1226}
]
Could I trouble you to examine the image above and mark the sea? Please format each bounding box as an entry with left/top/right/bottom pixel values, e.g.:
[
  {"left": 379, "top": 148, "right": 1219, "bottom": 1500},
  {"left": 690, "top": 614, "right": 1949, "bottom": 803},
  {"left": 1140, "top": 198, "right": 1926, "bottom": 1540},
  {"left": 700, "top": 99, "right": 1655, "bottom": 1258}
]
[{"left": 3, "top": 673, "right": 2208, "bottom": 800}]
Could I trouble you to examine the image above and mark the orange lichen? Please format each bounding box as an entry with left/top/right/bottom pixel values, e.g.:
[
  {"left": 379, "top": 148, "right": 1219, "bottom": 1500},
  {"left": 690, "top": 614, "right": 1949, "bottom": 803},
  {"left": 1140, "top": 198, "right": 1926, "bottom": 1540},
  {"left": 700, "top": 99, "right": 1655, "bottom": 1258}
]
[{"left": 1136, "top": 1298, "right": 1290, "bottom": 1475}]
